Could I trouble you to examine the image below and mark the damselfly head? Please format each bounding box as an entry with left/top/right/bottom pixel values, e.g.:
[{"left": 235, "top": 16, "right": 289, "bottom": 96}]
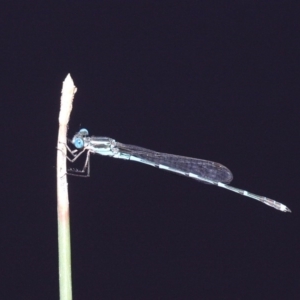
[{"left": 72, "top": 128, "right": 89, "bottom": 149}]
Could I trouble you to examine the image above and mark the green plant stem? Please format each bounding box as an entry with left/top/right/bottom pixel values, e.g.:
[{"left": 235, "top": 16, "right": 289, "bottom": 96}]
[{"left": 57, "top": 74, "right": 77, "bottom": 300}]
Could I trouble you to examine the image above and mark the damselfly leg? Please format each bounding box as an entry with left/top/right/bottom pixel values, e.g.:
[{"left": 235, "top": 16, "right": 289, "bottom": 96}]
[{"left": 59, "top": 141, "right": 91, "bottom": 177}]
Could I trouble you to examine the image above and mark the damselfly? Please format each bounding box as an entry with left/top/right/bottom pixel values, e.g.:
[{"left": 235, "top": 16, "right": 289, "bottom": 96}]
[{"left": 65, "top": 129, "right": 291, "bottom": 213}]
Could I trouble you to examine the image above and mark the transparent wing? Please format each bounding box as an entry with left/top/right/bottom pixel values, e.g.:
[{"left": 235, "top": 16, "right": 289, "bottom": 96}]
[{"left": 116, "top": 142, "right": 233, "bottom": 184}]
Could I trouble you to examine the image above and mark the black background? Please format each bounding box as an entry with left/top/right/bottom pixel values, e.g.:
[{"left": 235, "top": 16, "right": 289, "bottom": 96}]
[{"left": 1, "top": 2, "right": 300, "bottom": 299}]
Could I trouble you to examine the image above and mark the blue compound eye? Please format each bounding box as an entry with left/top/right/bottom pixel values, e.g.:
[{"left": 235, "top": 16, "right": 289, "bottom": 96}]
[
  {"left": 79, "top": 128, "right": 89, "bottom": 136},
  {"left": 74, "top": 137, "right": 84, "bottom": 149}
]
